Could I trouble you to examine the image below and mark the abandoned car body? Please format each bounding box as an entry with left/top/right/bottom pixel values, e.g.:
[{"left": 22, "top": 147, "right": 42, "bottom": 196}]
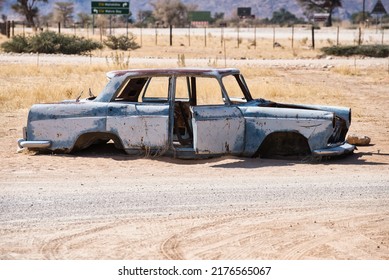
[{"left": 18, "top": 68, "right": 355, "bottom": 158}]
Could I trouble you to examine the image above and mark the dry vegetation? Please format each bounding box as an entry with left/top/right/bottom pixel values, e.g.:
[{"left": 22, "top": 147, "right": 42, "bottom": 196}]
[
  {"left": 0, "top": 59, "right": 385, "bottom": 112},
  {"left": 0, "top": 63, "right": 332, "bottom": 111},
  {"left": 0, "top": 64, "right": 110, "bottom": 111},
  {"left": 1, "top": 30, "right": 388, "bottom": 127}
]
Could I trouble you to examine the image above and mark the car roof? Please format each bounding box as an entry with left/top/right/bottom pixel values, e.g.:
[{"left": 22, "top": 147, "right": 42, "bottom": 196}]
[{"left": 106, "top": 68, "right": 241, "bottom": 79}]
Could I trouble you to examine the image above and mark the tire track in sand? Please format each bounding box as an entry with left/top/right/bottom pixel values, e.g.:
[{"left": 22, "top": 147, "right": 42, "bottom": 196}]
[{"left": 39, "top": 220, "right": 126, "bottom": 259}]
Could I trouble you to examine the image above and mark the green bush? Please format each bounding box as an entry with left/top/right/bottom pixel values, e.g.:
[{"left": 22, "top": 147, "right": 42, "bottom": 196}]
[
  {"left": 1, "top": 31, "right": 103, "bottom": 54},
  {"left": 104, "top": 34, "right": 140, "bottom": 51},
  {"left": 1, "top": 35, "right": 29, "bottom": 52},
  {"left": 321, "top": 45, "right": 389, "bottom": 58},
  {"left": 29, "top": 31, "right": 61, "bottom": 53},
  {"left": 54, "top": 34, "right": 103, "bottom": 54}
]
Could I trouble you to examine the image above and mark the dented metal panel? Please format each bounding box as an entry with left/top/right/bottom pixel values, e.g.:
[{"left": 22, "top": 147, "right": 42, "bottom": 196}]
[
  {"left": 26, "top": 102, "right": 107, "bottom": 151},
  {"left": 192, "top": 106, "right": 244, "bottom": 154},
  {"left": 239, "top": 106, "right": 335, "bottom": 155},
  {"left": 107, "top": 103, "right": 169, "bottom": 151}
]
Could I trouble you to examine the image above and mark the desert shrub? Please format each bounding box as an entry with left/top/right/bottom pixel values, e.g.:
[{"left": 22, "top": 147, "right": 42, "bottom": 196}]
[
  {"left": 104, "top": 34, "right": 140, "bottom": 51},
  {"left": 1, "top": 31, "right": 103, "bottom": 54},
  {"left": 1, "top": 35, "right": 29, "bottom": 52},
  {"left": 54, "top": 34, "right": 103, "bottom": 54},
  {"left": 28, "top": 31, "right": 61, "bottom": 53},
  {"left": 321, "top": 45, "right": 389, "bottom": 58}
]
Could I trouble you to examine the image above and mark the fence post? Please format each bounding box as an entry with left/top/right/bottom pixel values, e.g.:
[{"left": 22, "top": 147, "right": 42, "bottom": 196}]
[
  {"left": 188, "top": 25, "right": 191, "bottom": 47},
  {"left": 169, "top": 25, "right": 173, "bottom": 46},
  {"left": 237, "top": 25, "right": 240, "bottom": 48},
  {"left": 291, "top": 25, "right": 294, "bottom": 49},
  {"left": 223, "top": 38, "right": 227, "bottom": 67},
  {"left": 254, "top": 25, "right": 257, "bottom": 49},
  {"left": 221, "top": 26, "right": 224, "bottom": 47},
  {"left": 358, "top": 27, "right": 362, "bottom": 46},
  {"left": 11, "top": 21, "right": 15, "bottom": 37},
  {"left": 6, "top": 21, "right": 10, "bottom": 38},
  {"left": 155, "top": 27, "right": 158, "bottom": 46},
  {"left": 109, "top": 15, "right": 112, "bottom": 36},
  {"left": 58, "top": 22, "right": 61, "bottom": 34},
  {"left": 382, "top": 28, "right": 384, "bottom": 45},
  {"left": 311, "top": 25, "right": 315, "bottom": 49},
  {"left": 92, "top": 15, "right": 95, "bottom": 35},
  {"left": 204, "top": 27, "right": 207, "bottom": 47},
  {"left": 337, "top": 26, "right": 340, "bottom": 46},
  {"left": 140, "top": 27, "right": 143, "bottom": 47},
  {"left": 273, "top": 26, "right": 275, "bottom": 48}
]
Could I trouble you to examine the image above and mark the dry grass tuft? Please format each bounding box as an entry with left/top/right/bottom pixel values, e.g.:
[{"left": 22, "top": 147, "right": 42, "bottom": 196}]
[{"left": 332, "top": 66, "right": 361, "bottom": 76}]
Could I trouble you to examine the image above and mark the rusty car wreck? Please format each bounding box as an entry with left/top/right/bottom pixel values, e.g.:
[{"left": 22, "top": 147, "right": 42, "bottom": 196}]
[{"left": 18, "top": 68, "right": 355, "bottom": 159}]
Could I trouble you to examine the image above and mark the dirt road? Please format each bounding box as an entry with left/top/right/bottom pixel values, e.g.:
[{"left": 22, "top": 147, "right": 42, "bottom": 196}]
[{"left": 0, "top": 60, "right": 388, "bottom": 260}]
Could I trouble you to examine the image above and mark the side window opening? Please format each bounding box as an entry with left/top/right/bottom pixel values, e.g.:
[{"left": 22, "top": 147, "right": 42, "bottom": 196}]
[
  {"left": 175, "top": 76, "right": 191, "bottom": 101},
  {"left": 114, "top": 78, "right": 147, "bottom": 102},
  {"left": 141, "top": 76, "right": 169, "bottom": 103},
  {"left": 193, "top": 77, "right": 226, "bottom": 106},
  {"left": 113, "top": 76, "right": 170, "bottom": 103},
  {"left": 222, "top": 74, "right": 252, "bottom": 104}
]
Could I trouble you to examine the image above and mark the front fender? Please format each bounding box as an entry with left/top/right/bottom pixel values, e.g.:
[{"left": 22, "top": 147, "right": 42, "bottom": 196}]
[{"left": 240, "top": 107, "right": 334, "bottom": 156}]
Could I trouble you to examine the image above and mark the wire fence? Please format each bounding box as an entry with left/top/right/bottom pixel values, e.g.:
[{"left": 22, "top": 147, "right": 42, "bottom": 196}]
[{"left": 2, "top": 21, "right": 389, "bottom": 51}]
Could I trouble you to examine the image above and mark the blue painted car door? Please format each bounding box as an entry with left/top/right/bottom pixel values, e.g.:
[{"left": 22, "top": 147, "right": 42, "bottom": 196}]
[{"left": 191, "top": 106, "right": 245, "bottom": 155}]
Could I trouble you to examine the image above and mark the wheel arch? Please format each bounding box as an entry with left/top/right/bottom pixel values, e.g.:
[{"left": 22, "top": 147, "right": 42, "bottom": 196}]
[
  {"left": 255, "top": 131, "right": 311, "bottom": 158},
  {"left": 72, "top": 132, "right": 124, "bottom": 151}
]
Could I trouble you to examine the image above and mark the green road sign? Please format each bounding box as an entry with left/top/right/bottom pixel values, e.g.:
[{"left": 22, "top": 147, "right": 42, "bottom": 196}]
[
  {"left": 91, "top": 1, "right": 130, "bottom": 15},
  {"left": 188, "top": 11, "right": 211, "bottom": 22}
]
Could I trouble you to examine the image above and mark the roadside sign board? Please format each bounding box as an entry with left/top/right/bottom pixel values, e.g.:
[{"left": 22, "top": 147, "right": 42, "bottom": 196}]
[
  {"left": 91, "top": 1, "right": 130, "bottom": 15},
  {"left": 188, "top": 11, "right": 212, "bottom": 22},
  {"left": 237, "top": 7, "right": 251, "bottom": 17},
  {"left": 371, "top": 0, "right": 388, "bottom": 15}
]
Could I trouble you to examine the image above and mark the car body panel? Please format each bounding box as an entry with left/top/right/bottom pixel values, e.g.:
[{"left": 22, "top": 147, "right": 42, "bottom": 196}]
[
  {"left": 239, "top": 106, "right": 335, "bottom": 155},
  {"left": 106, "top": 103, "right": 170, "bottom": 151},
  {"left": 191, "top": 106, "right": 245, "bottom": 154},
  {"left": 25, "top": 102, "right": 107, "bottom": 151}
]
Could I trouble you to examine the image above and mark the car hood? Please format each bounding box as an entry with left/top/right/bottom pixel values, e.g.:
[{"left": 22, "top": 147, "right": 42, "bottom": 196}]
[{"left": 247, "top": 98, "right": 351, "bottom": 128}]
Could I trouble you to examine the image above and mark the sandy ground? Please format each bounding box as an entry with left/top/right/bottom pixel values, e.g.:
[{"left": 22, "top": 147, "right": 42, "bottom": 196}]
[{"left": 0, "top": 58, "right": 388, "bottom": 260}]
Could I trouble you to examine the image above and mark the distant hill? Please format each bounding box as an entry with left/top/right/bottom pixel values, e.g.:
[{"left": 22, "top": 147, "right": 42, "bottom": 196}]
[{"left": 2, "top": 0, "right": 389, "bottom": 21}]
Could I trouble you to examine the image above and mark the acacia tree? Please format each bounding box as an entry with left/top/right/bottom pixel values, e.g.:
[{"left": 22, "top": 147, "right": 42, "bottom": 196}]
[
  {"left": 297, "top": 0, "right": 342, "bottom": 26},
  {"left": 12, "top": 0, "right": 48, "bottom": 27},
  {"left": 77, "top": 12, "right": 92, "bottom": 28},
  {"left": 54, "top": 2, "right": 74, "bottom": 28},
  {"left": 270, "top": 8, "right": 306, "bottom": 26},
  {"left": 151, "top": 0, "right": 188, "bottom": 27},
  {"left": 137, "top": 10, "right": 156, "bottom": 27}
]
